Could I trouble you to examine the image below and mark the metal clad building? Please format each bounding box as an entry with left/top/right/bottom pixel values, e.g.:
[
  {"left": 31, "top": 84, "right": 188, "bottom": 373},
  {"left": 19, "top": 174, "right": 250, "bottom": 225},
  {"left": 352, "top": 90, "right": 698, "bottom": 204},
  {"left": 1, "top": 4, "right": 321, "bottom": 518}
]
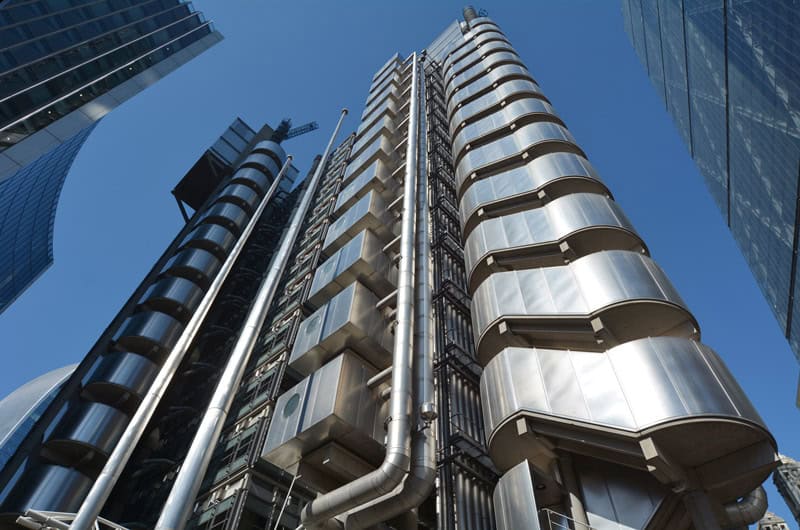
[{"left": 0, "top": 6, "right": 779, "bottom": 530}]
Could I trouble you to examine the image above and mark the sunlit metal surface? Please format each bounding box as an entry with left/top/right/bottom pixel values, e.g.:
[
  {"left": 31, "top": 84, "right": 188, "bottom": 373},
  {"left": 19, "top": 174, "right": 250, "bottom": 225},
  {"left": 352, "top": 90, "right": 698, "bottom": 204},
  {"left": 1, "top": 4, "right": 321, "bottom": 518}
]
[
  {"left": 481, "top": 339, "right": 774, "bottom": 494},
  {"left": 471, "top": 250, "right": 697, "bottom": 363},
  {"left": 455, "top": 122, "right": 582, "bottom": 194},
  {"left": 290, "top": 281, "right": 393, "bottom": 375},
  {"left": 452, "top": 97, "right": 561, "bottom": 163},
  {"left": 459, "top": 151, "right": 609, "bottom": 237},
  {"left": 464, "top": 193, "right": 645, "bottom": 292}
]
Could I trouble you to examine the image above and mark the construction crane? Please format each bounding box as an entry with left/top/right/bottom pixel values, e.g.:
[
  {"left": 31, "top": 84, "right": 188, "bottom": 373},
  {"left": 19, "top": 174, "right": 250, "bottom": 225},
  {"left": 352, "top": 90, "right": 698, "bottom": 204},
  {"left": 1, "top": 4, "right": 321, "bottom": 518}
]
[{"left": 270, "top": 119, "right": 319, "bottom": 143}]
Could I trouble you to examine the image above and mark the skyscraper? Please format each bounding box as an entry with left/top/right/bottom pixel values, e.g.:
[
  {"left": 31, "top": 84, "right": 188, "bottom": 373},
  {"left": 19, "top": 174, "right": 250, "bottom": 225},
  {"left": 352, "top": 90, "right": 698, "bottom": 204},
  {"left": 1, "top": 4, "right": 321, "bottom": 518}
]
[
  {"left": 758, "top": 512, "right": 790, "bottom": 530},
  {"left": 0, "top": 7, "right": 779, "bottom": 530},
  {"left": 620, "top": 0, "right": 800, "bottom": 404},
  {"left": 0, "top": 0, "right": 222, "bottom": 314},
  {"left": 774, "top": 454, "right": 800, "bottom": 524}
]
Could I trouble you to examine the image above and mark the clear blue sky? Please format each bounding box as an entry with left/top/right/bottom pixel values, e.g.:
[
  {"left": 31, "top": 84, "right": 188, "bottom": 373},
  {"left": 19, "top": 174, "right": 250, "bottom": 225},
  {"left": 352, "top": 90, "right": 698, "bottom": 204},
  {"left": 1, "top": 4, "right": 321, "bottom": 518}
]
[{"left": 0, "top": 1, "right": 797, "bottom": 524}]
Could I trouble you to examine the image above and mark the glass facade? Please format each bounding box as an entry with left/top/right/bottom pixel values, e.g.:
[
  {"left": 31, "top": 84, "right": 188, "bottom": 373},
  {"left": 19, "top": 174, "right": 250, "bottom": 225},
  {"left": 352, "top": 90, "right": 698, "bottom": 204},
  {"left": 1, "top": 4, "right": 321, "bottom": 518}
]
[
  {"left": 0, "top": 364, "right": 74, "bottom": 469},
  {"left": 622, "top": 0, "right": 800, "bottom": 370},
  {"left": 0, "top": 125, "right": 93, "bottom": 314},
  {"left": 0, "top": 0, "right": 220, "bottom": 313}
]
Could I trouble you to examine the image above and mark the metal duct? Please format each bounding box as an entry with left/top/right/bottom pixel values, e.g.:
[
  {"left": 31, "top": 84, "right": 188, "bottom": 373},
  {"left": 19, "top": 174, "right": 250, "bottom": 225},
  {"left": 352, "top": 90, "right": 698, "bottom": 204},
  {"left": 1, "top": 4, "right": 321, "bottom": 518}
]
[
  {"left": 722, "top": 486, "right": 767, "bottom": 528},
  {"left": 154, "top": 109, "right": 348, "bottom": 530},
  {"left": 70, "top": 149, "right": 297, "bottom": 530},
  {"left": 300, "top": 53, "right": 420, "bottom": 529},
  {"left": 463, "top": 6, "right": 479, "bottom": 24},
  {"left": 344, "top": 56, "right": 436, "bottom": 529}
]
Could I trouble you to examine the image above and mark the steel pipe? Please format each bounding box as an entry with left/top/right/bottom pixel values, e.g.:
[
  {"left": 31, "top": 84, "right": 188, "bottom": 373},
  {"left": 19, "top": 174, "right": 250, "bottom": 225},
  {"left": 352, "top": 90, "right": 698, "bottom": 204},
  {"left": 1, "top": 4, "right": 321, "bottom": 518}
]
[
  {"left": 70, "top": 153, "right": 297, "bottom": 530},
  {"left": 154, "top": 109, "right": 349, "bottom": 530},
  {"left": 722, "top": 486, "right": 767, "bottom": 528},
  {"left": 344, "top": 59, "right": 436, "bottom": 529},
  {"left": 300, "top": 54, "right": 420, "bottom": 529}
]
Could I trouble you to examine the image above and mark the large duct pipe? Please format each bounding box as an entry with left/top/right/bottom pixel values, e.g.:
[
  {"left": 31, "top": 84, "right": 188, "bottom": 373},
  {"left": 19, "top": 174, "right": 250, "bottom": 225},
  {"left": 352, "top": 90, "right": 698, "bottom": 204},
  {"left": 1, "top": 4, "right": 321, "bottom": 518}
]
[
  {"left": 344, "top": 56, "right": 436, "bottom": 530},
  {"left": 300, "top": 53, "right": 421, "bottom": 529},
  {"left": 463, "top": 5, "right": 479, "bottom": 23},
  {"left": 154, "top": 109, "right": 348, "bottom": 530},
  {"left": 70, "top": 154, "right": 298, "bottom": 530},
  {"left": 722, "top": 486, "right": 767, "bottom": 529}
]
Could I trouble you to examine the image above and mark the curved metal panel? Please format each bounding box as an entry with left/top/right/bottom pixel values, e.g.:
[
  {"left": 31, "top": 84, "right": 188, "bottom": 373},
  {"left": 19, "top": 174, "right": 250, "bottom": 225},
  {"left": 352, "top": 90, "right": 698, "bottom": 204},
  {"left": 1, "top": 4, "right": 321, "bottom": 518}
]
[
  {"left": 447, "top": 51, "right": 523, "bottom": 97},
  {"left": 46, "top": 402, "right": 129, "bottom": 457},
  {"left": 447, "top": 51, "right": 524, "bottom": 100},
  {"left": 289, "top": 282, "right": 393, "bottom": 375},
  {"left": 83, "top": 351, "right": 159, "bottom": 406},
  {"left": 231, "top": 166, "right": 272, "bottom": 195},
  {"left": 446, "top": 40, "right": 516, "bottom": 79},
  {"left": 323, "top": 190, "right": 392, "bottom": 255},
  {"left": 249, "top": 140, "right": 287, "bottom": 164},
  {"left": 471, "top": 250, "right": 698, "bottom": 364},
  {"left": 200, "top": 202, "right": 250, "bottom": 235},
  {"left": 113, "top": 310, "right": 184, "bottom": 358},
  {"left": 455, "top": 122, "right": 582, "bottom": 196},
  {"left": 460, "top": 152, "right": 608, "bottom": 236},
  {"left": 493, "top": 462, "right": 542, "bottom": 530},
  {"left": 139, "top": 275, "right": 205, "bottom": 322},
  {"left": 450, "top": 78, "right": 544, "bottom": 134},
  {"left": 238, "top": 151, "right": 280, "bottom": 180},
  {"left": 443, "top": 30, "right": 509, "bottom": 75},
  {"left": 308, "top": 229, "right": 395, "bottom": 309},
  {"left": 181, "top": 223, "right": 236, "bottom": 260},
  {"left": 452, "top": 97, "right": 561, "bottom": 163},
  {"left": 448, "top": 64, "right": 535, "bottom": 117},
  {"left": 217, "top": 183, "right": 261, "bottom": 214},
  {"left": 1, "top": 464, "right": 93, "bottom": 514},
  {"left": 162, "top": 247, "right": 222, "bottom": 289},
  {"left": 359, "top": 97, "right": 398, "bottom": 136},
  {"left": 464, "top": 193, "right": 646, "bottom": 292},
  {"left": 334, "top": 159, "right": 394, "bottom": 217},
  {"left": 480, "top": 339, "right": 774, "bottom": 497}
]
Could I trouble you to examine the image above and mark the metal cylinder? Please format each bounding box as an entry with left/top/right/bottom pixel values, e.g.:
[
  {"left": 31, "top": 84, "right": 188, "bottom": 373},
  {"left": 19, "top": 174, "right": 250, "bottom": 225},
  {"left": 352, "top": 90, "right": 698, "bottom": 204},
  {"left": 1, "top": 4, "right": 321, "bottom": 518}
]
[
  {"left": 300, "top": 54, "right": 420, "bottom": 529},
  {"left": 70, "top": 149, "right": 296, "bottom": 530},
  {"left": 344, "top": 59, "right": 436, "bottom": 529},
  {"left": 154, "top": 109, "right": 349, "bottom": 530}
]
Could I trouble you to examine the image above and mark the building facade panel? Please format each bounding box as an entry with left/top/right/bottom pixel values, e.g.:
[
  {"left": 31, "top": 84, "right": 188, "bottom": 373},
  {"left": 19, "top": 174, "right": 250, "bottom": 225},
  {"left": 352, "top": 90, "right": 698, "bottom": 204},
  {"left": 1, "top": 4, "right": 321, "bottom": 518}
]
[{"left": 623, "top": 0, "right": 800, "bottom": 400}]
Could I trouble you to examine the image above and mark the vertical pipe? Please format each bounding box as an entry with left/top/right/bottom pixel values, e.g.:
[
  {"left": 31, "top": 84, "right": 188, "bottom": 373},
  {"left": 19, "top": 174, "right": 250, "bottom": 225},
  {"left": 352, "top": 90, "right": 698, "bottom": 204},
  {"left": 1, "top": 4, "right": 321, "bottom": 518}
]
[
  {"left": 70, "top": 154, "right": 298, "bottom": 530},
  {"left": 558, "top": 453, "right": 589, "bottom": 529},
  {"left": 300, "top": 53, "right": 420, "bottom": 529},
  {"left": 154, "top": 109, "right": 348, "bottom": 530},
  {"left": 344, "top": 61, "right": 437, "bottom": 527}
]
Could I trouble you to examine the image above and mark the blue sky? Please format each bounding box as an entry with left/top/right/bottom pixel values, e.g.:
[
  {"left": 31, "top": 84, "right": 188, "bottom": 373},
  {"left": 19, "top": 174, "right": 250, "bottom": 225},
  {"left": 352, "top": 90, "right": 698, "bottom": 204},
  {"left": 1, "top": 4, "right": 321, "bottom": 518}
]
[{"left": 0, "top": 1, "right": 797, "bottom": 524}]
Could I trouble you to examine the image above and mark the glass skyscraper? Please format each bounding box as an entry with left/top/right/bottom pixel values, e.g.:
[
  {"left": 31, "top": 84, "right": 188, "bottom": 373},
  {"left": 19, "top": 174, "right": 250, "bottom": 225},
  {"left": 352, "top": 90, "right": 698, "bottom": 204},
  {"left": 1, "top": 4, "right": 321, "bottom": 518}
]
[
  {"left": 621, "top": 0, "right": 800, "bottom": 402},
  {"left": 0, "top": 6, "right": 779, "bottom": 530},
  {"left": 0, "top": 0, "right": 222, "bottom": 314}
]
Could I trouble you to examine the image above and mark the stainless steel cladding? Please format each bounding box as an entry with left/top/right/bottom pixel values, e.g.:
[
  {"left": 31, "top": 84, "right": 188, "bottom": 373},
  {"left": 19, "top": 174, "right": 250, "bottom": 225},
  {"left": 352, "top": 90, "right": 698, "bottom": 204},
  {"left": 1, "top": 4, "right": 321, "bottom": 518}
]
[
  {"left": 322, "top": 189, "right": 394, "bottom": 254},
  {"left": 262, "top": 352, "right": 387, "bottom": 490},
  {"left": 441, "top": 12, "right": 776, "bottom": 530},
  {"left": 493, "top": 462, "right": 542, "bottom": 530},
  {"left": 463, "top": 193, "right": 645, "bottom": 292},
  {"left": 459, "top": 152, "right": 610, "bottom": 237},
  {"left": 68, "top": 133, "right": 295, "bottom": 530},
  {"left": 307, "top": 229, "right": 395, "bottom": 309},
  {"left": 470, "top": 251, "right": 698, "bottom": 364},
  {"left": 2, "top": 465, "right": 94, "bottom": 514},
  {"left": 290, "top": 281, "right": 393, "bottom": 375}
]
